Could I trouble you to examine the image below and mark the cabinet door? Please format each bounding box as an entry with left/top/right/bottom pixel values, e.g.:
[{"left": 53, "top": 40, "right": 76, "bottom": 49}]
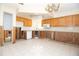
[
  {"left": 59, "top": 17, "right": 66, "bottom": 27},
  {"left": 46, "top": 31, "right": 51, "bottom": 39},
  {"left": 50, "top": 19, "right": 54, "bottom": 27},
  {"left": 65, "top": 16, "right": 73, "bottom": 27},
  {"left": 54, "top": 18, "right": 62, "bottom": 27},
  {"left": 73, "top": 33, "right": 79, "bottom": 45},
  {"left": 27, "top": 20, "right": 32, "bottom": 27},
  {"left": 42, "top": 19, "right": 51, "bottom": 26},
  {"left": 0, "top": 27, "right": 4, "bottom": 46},
  {"left": 51, "top": 31, "right": 55, "bottom": 40},
  {"left": 12, "top": 27, "right": 16, "bottom": 43},
  {"left": 55, "top": 32, "right": 73, "bottom": 43},
  {"left": 21, "top": 31, "right": 26, "bottom": 39},
  {"left": 32, "top": 31, "right": 35, "bottom": 38},
  {"left": 73, "top": 14, "right": 79, "bottom": 26},
  {"left": 39, "top": 31, "right": 46, "bottom": 39}
]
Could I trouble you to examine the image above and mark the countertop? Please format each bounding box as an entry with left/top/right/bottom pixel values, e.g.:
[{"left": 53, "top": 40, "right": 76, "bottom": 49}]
[{"left": 21, "top": 27, "right": 79, "bottom": 33}]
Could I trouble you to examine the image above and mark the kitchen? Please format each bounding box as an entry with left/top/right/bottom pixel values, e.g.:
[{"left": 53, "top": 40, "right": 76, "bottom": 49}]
[{"left": 0, "top": 3, "right": 79, "bottom": 56}]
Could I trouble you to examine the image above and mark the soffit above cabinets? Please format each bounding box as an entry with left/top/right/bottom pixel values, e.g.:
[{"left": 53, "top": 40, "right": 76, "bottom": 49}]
[{"left": 16, "top": 12, "right": 52, "bottom": 19}]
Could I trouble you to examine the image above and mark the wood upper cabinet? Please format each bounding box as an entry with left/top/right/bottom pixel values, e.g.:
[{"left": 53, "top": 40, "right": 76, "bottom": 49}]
[
  {"left": 50, "top": 17, "right": 65, "bottom": 27},
  {"left": 50, "top": 18, "right": 54, "bottom": 27},
  {"left": 73, "top": 14, "right": 79, "bottom": 26},
  {"left": 16, "top": 16, "right": 32, "bottom": 27},
  {"left": 42, "top": 14, "right": 79, "bottom": 27},
  {"left": 27, "top": 20, "right": 32, "bottom": 27},
  {"left": 16, "top": 16, "right": 24, "bottom": 22},
  {"left": 23, "top": 20, "right": 32, "bottom": 27},
  {"left": 51, "top": 15, "right": 73, "bottom": 27},
  {"left": 53, "top": 18, "right": 61, "bottom": 27},
  {"left": 42, "top": 19, "right": 51, "bottom": 26},
  {"left": 65, "top": 16, "right": 73, "bottom": 27}
]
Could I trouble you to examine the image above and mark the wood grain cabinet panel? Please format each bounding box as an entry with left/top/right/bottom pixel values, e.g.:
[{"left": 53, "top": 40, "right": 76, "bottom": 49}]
[
  {"left": 16, "top": 16, "right": 24, "bottom": 22},
  {"left": 27, "top": 20, "right": 32, "bottom": 27},
  {"left": 46, "top": 31, "right": 52, "bottom": 39},
  {"left": 53, "top": 18, "right": 60, "bottom": 27},
  {"left": 32, "top": 31, "right": 35, "bottom": 38},
  {"left": 73, "top": 14, "right": 79, "bottom": 26},
  {"left": 55, "top": 32, "right": 73, "bottom": 44},
  {"left": 16, "top": 16, "right": 32, "bottom": 27},
  {"left": 65, "top": 16, "right": 73, "bottom": 26},
  {"left": 39, "top": 31, "right": 46, "bottom": 39},
  {"left": 50, "top": 19, "right": 54, "bottom": 27},
  {"left": 42, "top": 19, "right": 51, "bottom": 26},
  {"left": 59, "top": 17, "right": 65, "bottom": 27},
  {"left": 12, "top": 27, "right": 16, "bottom": 43},
  {"left": 73, "top": 33, "right": 79, "bottom": 45},
  {"left": 51, "top": 31, "right": 55, "bottom": 40},
  {"left": 0, "top": 27, "right": 4, "bottom": 46},
  {"left": 22, "top": 31, "right": 26, "bottom": 39}
]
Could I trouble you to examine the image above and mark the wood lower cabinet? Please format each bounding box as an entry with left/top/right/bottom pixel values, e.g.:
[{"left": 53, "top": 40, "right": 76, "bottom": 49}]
[
  {"left": 55, "top": 32, "right": 73, "bottom": 44},
  {"left": 46, "top": 31, "right": 52, "bottom": 39},
  {"left": 12, "top": 27, "right": 16, "bottom": 43},
  {"left": 32, "top": 31, "right": 54, "bottom": 40},
  {"left": 16, "top": 28, "right": 26, "bottom": 39},
  {"left": 32, "top": 31, "right": 35, "bottom": 38},
  {"left": 32, "top": 31, "right": 79, "bottom": 45},
  {"left": 0, "top": 26, "right": 4, "bottom": 46},
  {"left": 21, "top": 31, "right": 26, "bottom": 39},
  {"left": 54, "top": 32, "right": 79, "bottom": 45},
  {"left": 16, "top": 27, "right": 21, "bottom": 39},
  {"left": 51, "top": 31, "right": 55, "bottom": 40},
  {"left": 39, "top": 31, "right": 46, "bottom": 39},
  {"left": 73, "top": 33, "right": 79, "bottom": 45}
]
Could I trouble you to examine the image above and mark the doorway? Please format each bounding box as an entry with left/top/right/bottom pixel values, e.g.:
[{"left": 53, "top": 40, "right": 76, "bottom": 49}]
[{"left": 3, "top": 12, "right": 13, "bottom": 44}]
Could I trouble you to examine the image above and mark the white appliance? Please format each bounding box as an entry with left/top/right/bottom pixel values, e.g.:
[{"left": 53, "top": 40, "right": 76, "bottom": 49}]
[{"left": 27, "top": 31, "right": 32, "bottom": 40}]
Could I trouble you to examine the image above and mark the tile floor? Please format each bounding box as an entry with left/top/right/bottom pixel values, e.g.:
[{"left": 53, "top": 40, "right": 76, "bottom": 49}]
[{"left": 0, "top": 38, "right": 79, "bottom": 56}]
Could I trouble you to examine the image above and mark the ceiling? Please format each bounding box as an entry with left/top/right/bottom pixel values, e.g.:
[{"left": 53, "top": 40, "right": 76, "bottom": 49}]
[{"left": 17, "top": 3, "right": 79, "bottom": 18}]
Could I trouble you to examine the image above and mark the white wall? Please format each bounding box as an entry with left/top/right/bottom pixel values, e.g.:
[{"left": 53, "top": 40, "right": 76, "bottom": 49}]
[
  {"left": 0, "top": 3, "right": 17, "bottom": 26},
  {"left": 32, "top": 16, "right": 42, "bottom": 29},
  {"left": 54, "top": 3, "right": 79, "bottom": 18}
]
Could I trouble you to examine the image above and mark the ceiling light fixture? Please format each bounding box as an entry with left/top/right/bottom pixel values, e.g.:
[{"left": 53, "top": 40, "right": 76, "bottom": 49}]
[{"left": 45, "top": 3, "right": 60, "bottom": 13}]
